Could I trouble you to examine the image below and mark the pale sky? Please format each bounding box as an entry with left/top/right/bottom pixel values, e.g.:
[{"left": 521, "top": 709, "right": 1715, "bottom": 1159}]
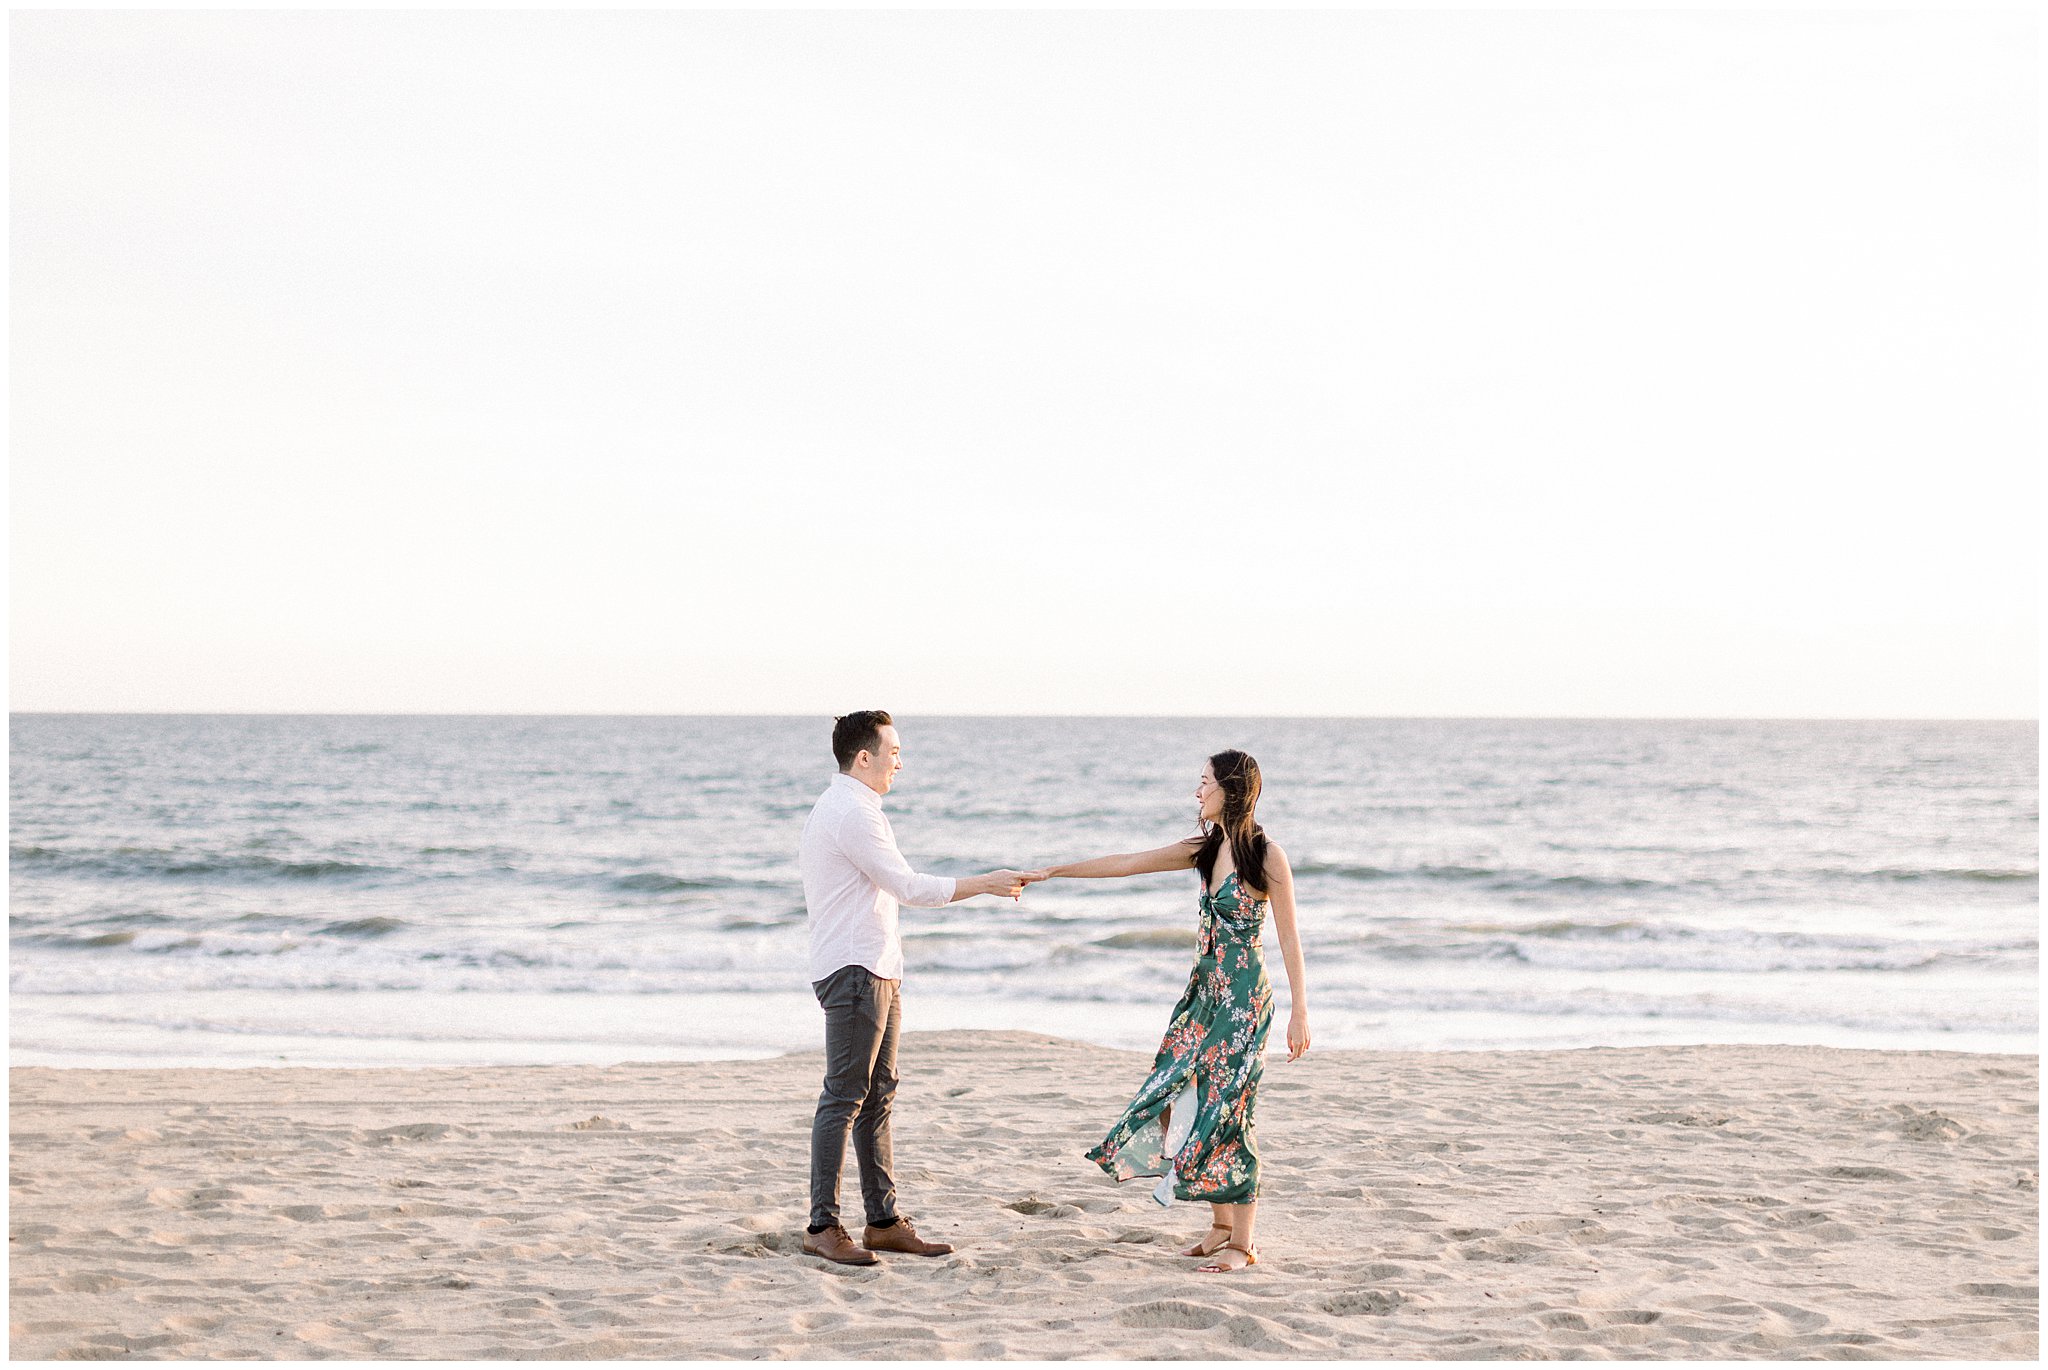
[{"left": 9, "top": 9, "right": 2038, "bottom": 717}]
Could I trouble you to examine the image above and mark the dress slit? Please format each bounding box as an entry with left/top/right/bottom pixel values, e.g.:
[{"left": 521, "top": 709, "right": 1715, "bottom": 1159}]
[{"left": 1084, "top": 873, "right": 1274, "bottom": 1204}]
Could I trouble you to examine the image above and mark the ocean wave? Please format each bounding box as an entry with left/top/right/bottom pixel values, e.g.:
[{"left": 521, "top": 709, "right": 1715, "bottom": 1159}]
[
  {"left": 4, "top": 920, "right": 1108, "bottom": 996},
  {"left": 1291, "top": 862, "right": 1674, "bottom": 893},
  {"left": 1345, "top": 982, "right": 2038, "bottom": 1037},
  {"left": 1381, "top": 982, "right": 2035, "bottom": 1036},
  {"left": 42, "top": 1009, "right": 741, "bottom": 1050},
  {"left": 1343, "top": 920, "right": 2035, "bottom": 975},
  {"left": 1851, "top": 867, "right": 2037, "bottom": 884},
  {"left": 10, "top": 846, "right": 391, "bottom": 883},
  {"left": 7, "top": 921, "right": 814, "bottom": 992},
  {"left": 1092, "top": 929, "right": 1200, "bottom": 950},
  {"left": 602, "top": 871, "right": 797, "bottom": 895},
  {"left": 318, "top": 917, "right": 407, "bottom": 938},
  {"left": 608, "top": 872, "right": 730, "bottom": 893},
  {"left": 19, "top": 931, "right": 140, "bottom": 950},
  {"left": 19, "top": 912, "right": 2031, "bottom": 1000},
  {"left": 19, "top": 930, "right": 204, "bottom": 954},
  {"left": 6, "top": 952, "right": 803, "bottom": 998},
  {"left": 9, "top": 843, "right": 807, "bottom": 898},
  {"left": 107, "top": 910, "right": 180, "bottom": 926},
  {"left": 1443, "top": 919, "right": 1649, "bottom": 937},
  {"left": 808, "top": 970, "right": 2040, "bottom": 1039},
  {"left": 1292, "top": 858, "right": 2039, "bottom": 895},
  {"left": 918, "top": 804, "right": 1131, "bottom": 823}
]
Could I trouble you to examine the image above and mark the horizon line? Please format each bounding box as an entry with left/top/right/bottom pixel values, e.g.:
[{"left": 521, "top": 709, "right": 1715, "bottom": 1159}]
[{"left": 7, "top": 710, "right": 2039, "bottom": 724}]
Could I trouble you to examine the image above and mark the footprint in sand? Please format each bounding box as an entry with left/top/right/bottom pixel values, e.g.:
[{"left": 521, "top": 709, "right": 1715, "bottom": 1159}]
[
  {"left": 1633, "top": 1110, "right": 1734, "bottom": 1128},
  {"left": 1217, "top": 1314, "right": 1302, "bottom": 1351},
  {"left": 1456, "top": 1237, "right": 1544, "bottom": 1263},
  {"left": 146, "top": 1186, "right": 244, "bottom": 1209},
  {"left": 355, "top": 1123, "right": 475, "bottom": 1144},
  {"left": 1118, "top": 1299, "right": 1227, "bottom": 1330},
  {"left": 1889, "top": 1106, "right": 1967, "bottom": 1141},
  {"left": 62, "top": 1332, "right": 188, "bottom": 1356},
  {"left": 791, "top": 1310, "right": 849, "bottom": 1332},
  {"left": 276, "top": 1203, "right": 357, "bottom": 1222},
  {"left": 1757, "top": 1302, "right": 1831, "bottom": 1333},
  {"left": 1324, "top": 1289, "right": 1407, "bottom": 1317},
  {"left": 97, "top": 1127, "right": 162, "bottom": 1144},
  {"left": 1957, "top": 1282, "right": 2038, "bottom": 1299},
  {"left": 718, "top": 1231, "right": 801, "bottom": 1259},
  {"left": 1005, "top": 1197, "right": 1083, "bottom": 1218}
]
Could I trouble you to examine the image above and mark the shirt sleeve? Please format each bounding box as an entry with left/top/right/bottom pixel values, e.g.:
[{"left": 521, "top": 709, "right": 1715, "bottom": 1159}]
[{"left": 841, "top": 803, "right": 958, "bottom": 908}]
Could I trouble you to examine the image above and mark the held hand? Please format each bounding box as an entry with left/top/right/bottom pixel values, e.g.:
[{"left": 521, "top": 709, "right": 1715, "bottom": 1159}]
[
  {"left": 981, "top": 869, "right": 1031, "bottom": 900},
  {"left": 1019, "top": 869, "right": 1054, "bottom": 885},
  {"left": 1285, "top": 1007, "right": 1311, "bottom": 1062}
]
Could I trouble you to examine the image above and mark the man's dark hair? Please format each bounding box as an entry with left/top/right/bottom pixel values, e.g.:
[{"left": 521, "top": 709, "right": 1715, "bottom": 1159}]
[{"left": 832, "top": 710, "right": 894, "bottom": 770}]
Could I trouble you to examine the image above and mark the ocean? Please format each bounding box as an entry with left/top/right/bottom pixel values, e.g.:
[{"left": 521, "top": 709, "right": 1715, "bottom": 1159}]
[{"left": 8, "top": 715, "right": 2037, "bottom": 1067}]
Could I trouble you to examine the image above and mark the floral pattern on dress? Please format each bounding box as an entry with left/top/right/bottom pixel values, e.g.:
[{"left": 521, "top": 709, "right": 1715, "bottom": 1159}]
[{"left": 1084, "top": 871, "right": 1273, "bottom": 1204}]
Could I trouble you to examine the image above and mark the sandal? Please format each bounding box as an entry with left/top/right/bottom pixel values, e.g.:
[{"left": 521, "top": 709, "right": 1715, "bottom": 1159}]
[
  {"left": 1180, "top": 1224, "right": 1232, "bottom": 1258},
  {"left": 1195, "top": 1241, "right": 1258, "bottom": 1274}
]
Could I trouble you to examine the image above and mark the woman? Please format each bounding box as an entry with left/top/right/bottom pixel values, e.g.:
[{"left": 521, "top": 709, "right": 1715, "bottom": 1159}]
[{"left": 1027, "top": 749, "right": 1309, "bottom": 1274}]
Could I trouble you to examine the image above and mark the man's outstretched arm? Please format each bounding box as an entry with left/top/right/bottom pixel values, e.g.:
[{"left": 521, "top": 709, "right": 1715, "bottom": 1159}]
[
  {"left": 949, "top": 869, "right": 1030, "bottom": 902},
  {"left": 843, "top": 805, "right": 1029, "bottom": 905}
]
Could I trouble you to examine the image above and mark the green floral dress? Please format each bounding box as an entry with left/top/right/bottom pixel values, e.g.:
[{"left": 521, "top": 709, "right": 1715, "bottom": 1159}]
[{"left": 1086, "top": 871, "right": 1274, "bottom": 1204}]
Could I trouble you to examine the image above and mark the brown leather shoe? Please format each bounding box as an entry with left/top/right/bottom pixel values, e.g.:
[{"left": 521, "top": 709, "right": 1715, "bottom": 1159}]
[
  {"left": 803, "top": 1224, "right": 879, "bottom": 1265},
  {"left": 863, "top": 1217, "right": 954, "bottom": 1257}
]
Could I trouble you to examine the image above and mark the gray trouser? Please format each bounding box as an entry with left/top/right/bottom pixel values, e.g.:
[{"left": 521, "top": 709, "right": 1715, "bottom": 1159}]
[{"left": 809, "top": 964, "right": 901, "bottom": 1231}]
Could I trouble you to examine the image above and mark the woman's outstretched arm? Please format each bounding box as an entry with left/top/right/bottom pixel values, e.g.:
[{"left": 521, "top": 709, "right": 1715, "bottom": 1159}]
[
  {"left": 1028, "top": 837, "right": 1201, "bottom": 882},
  {"left": 1265, "top": 844, "right": 1311, "bottom": 1061}
]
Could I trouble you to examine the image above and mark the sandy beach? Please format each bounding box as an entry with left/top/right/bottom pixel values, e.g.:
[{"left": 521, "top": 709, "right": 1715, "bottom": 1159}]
[{"left": 7, "top": 1031, "right": 2037, "bottom": 1360}]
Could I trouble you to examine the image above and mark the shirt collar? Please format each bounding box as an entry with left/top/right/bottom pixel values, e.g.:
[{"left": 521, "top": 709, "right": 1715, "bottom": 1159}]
[{"left": 832, "top": 772, "right": 881, "bottom": 805}]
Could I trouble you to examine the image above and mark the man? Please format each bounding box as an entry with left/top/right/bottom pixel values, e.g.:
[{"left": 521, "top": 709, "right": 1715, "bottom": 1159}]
[{"left": 797, "top": 710, "right": 1030, "bottom": 1266}]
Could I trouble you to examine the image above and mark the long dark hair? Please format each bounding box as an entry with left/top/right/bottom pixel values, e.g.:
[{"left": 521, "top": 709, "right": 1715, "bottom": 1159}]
[{"left": 1195, "top": 749, "right": 1268, "bottom": 894}]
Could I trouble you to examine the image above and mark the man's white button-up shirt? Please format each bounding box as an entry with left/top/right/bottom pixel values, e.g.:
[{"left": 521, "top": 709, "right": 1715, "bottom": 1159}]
[{"left": 799, "top": 773, "right": 957, "bottom": 984}]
